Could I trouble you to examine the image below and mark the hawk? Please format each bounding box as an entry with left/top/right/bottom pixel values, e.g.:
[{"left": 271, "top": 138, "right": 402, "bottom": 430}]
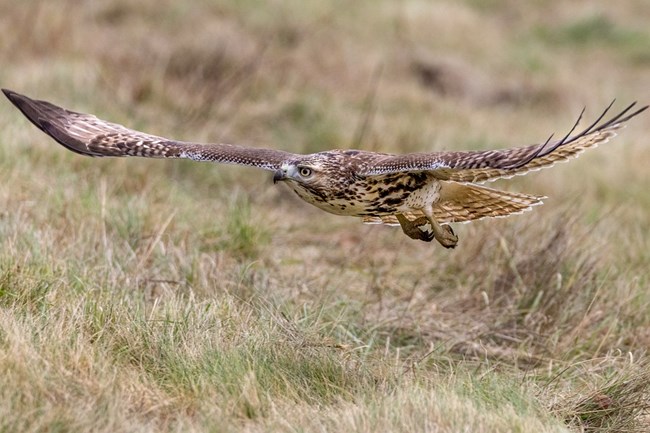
[{"left": 3, "top": 89, "right": 646, "bottom": 248}]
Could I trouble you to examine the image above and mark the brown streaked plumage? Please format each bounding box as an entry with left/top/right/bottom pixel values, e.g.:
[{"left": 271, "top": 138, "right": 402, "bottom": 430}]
[{"left": 3, "top": 89, "right": 647, "bottom": 248}]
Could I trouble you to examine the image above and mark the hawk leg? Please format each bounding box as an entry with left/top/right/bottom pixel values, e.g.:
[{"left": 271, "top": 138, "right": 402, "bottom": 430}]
[
  {"left": 423, "top": 209, "right": 459, "bottom": 249},
  {"left": 433, "top": 223, "right": 458, "bottom": 249},
  {"left": 396, "top": 214, "right": 435, "bottom": 242}
]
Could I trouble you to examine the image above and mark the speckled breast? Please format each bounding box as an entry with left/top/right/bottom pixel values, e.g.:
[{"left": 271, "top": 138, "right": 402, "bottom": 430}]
[{"left": 289, "top": 172, "right": 440, "bottom": 217}]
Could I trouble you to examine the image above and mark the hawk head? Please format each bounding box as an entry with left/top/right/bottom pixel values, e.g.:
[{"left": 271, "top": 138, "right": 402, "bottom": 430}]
[{"left": 272, "top": 151, "right": 360, "bottom": 207}]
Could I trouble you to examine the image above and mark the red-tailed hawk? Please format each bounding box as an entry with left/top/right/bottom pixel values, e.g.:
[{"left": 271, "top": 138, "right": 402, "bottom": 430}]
[{"left": 3, "top": 89, "right": 646, "bottom": 248}]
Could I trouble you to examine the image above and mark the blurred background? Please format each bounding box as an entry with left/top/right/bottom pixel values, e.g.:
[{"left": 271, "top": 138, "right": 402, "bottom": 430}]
[{"left": 1, "top": 1, "right": 650, "bottom": 431}]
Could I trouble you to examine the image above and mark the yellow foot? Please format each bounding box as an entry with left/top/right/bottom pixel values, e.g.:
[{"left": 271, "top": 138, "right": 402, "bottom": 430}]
[
  {"left": 423, "top": 209, "right": 459, "bottom": 249},
  {"left": 435, "top": 224, "right": 458, "bottom": 249},
  {"left": 396, "top": 214, "right": 434, "bottom": 242}
]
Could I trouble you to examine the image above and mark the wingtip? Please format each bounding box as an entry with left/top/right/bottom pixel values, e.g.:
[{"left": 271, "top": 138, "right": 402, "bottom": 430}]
[
  {"left": 2, "top": 88, "right": 17, "bottom": 101},
  {"left": 2, "top": 88, "right": 30, "bottom": 109}
]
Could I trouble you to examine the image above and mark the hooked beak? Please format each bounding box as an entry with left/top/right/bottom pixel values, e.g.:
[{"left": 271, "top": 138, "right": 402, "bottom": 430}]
[{"left": 273, "top": 169, "right": 286, "bottom": 184}]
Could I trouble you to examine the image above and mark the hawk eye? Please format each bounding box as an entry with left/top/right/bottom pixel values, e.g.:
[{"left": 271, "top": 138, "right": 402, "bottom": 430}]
[{"left": 298, "top": 167, "right": 312, "bottom": 177}]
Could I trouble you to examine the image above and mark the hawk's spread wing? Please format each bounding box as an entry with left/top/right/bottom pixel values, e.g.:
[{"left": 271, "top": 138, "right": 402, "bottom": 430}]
[
  {"left": 361, "top": 102, "right": 648, "bottom": 183},
  {"left": 2, "top": 89, "right": 296, "bottom": 171}
]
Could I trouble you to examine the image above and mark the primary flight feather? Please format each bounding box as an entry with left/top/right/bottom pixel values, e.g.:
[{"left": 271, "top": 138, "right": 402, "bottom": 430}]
[{"left": 3, "top": 89, "right": 646, "bottom": 248}]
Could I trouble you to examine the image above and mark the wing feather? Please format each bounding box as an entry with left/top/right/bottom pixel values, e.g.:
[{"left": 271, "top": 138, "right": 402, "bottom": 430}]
[
  {"left": 361, "top": 102, "right": 647, "bottom": 182},
  {"left": 2, "top": 89, "right": 296, "bottom": 171}
]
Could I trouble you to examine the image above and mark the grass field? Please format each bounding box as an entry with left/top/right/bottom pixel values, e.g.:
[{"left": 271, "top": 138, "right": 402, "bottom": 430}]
[{"left": 1, "top": 1, "right": 650, "bottom": 431}]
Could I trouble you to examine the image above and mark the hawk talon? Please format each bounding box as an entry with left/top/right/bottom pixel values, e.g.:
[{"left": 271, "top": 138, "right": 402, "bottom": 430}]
[
  {"left": 421, "top": 210, "right": 459, "bottom": 249},
  {"left": 437, "top": 224, "right": 458, "bottom": 249},
  {"left": 396, "top": 214, "right": 434, "bottom": 242}
]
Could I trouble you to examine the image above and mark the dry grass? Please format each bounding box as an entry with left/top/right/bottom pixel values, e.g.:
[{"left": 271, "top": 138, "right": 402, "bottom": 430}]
[{"left": 1, "top": 0, "right": 650, "bottom": 431}]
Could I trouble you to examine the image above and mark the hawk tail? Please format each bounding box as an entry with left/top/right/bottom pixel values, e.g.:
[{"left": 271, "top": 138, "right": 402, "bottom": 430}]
[
  {"left": 432, "top": 181, "right": 544, "bottom": 223},
  {"left": 361, "top": 182, "right": 544, "bottom": 227}
]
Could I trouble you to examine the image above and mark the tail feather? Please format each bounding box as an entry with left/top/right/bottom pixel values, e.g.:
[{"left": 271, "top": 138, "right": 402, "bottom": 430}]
[
  {"left": 433, "top": 181, "right": 544, "bottom": 223},
  {"left": 361, "top": 182, "right": 543, "bottom": 226}
]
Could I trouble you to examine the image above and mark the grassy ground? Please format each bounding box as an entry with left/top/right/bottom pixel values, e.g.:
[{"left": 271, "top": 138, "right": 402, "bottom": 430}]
[{"left": 1, "top": 0, "right": 650, "bottom": 431}]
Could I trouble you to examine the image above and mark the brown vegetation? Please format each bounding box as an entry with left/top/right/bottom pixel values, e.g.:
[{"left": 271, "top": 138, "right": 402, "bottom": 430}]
[{"left": 1, "top": 0, "right": 649, "bottom": 431}]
